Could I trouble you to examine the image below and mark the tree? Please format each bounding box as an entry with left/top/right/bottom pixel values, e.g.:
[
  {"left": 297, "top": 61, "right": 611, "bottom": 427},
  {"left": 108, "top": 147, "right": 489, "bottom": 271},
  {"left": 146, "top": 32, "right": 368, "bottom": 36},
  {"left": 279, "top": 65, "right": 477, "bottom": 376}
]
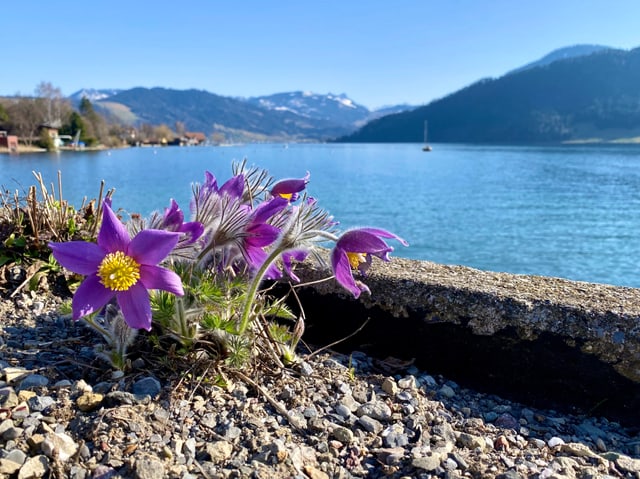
[
  {"left": 0, "top": 103, "right": 8, "bottom": 125},
  {"left": 60, "top": 111, "right": 86, "bottom": 138},
  {"left": 78, "top": 97, "right": 107, "bottom": 145},
  {"left": 154, "top": 124, "right": 174, "bottom": 144},
  {"left": 174, "top": 121, "right": 186, "bottom": 137},
  {"left": 5, "top": 97, "right": 43, "bottom": 145},
  {"left": 35, "top": 81, "right": 70, "bottom": 127}
]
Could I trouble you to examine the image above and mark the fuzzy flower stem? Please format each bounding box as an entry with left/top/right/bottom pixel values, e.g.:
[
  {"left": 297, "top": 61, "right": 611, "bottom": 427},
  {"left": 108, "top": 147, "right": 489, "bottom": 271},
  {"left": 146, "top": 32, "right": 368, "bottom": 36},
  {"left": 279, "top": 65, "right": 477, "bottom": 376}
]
[
  {"left": 237, "top": 246, "right": 286, "bottom": 335},
  {"left": 82, "top": 314, "right": 113, "bottom": 343}
]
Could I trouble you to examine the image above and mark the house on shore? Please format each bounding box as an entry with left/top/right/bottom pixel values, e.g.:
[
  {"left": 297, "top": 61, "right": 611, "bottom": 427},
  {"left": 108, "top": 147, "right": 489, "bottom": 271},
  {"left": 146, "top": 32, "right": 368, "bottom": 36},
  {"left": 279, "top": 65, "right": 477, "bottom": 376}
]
[
  {"left": 0, "top": 131, "right": 18, "bottom": 152},
  {"left": 183, "top": 132, "right": 207, "bottom": 146}
]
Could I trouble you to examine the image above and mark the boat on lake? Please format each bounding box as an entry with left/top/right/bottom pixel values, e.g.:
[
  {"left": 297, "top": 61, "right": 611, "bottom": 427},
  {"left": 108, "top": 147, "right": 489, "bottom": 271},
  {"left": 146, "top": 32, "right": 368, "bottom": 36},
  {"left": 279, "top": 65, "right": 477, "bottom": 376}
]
[{"left": 422, "top": 120, "right": 432, "bottom": 151}]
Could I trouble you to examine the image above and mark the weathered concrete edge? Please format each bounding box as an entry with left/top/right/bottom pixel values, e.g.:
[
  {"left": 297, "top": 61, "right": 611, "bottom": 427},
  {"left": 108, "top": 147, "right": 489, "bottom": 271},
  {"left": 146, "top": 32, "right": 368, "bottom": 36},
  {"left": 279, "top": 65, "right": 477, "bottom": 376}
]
[{"left": 293, "top": 255, "right": 640, "bottom": 384}]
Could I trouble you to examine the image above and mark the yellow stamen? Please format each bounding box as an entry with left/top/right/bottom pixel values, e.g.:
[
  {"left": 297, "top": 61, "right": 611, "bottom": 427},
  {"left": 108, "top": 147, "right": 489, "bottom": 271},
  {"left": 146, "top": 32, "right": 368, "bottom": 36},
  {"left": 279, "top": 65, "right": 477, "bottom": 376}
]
[
  {"left": 97, "top": 251, "right": 140, "bottom": 291},
  {"left": 347, "top": 252, "right": 366, "bottom": 270},
  {"left": 277, "top": 192, "right": 293, "bottom": 200}
]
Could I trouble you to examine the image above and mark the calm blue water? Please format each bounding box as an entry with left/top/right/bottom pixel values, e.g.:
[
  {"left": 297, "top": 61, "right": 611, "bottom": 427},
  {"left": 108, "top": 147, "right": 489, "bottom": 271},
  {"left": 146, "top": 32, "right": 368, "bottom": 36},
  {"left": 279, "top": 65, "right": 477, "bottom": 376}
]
[{"left": 3, "top": 143, "right": 640, "bottom": 288}]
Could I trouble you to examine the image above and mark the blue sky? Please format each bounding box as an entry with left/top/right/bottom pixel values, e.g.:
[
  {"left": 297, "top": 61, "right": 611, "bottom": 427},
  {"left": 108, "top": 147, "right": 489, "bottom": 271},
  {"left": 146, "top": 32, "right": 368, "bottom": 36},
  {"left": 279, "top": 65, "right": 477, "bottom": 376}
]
[{"left": 3, "top": 1, "right": 639, "bottom": 109}]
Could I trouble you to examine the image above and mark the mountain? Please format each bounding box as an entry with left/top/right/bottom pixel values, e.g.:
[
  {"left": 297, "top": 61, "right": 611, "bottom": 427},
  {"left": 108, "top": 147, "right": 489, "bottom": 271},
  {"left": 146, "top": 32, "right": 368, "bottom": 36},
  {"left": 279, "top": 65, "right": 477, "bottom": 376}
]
[
  {"left": 507, "top": 44, "right": 612, "bottom": 75},
  {"left": 79, "top": 87, "right": 413, "bottom": 141},
  {"left": 69, "top": 88, "right": 122, "bottom": 103},
  {"left": 246, "top": 91, "right": 371, "bottom": 128},
  {"left": 92, "top": 87, "right": 357, "bottom": 141},
  {"left": 337, "top": 46, "right": 640, "bottom": 144}
]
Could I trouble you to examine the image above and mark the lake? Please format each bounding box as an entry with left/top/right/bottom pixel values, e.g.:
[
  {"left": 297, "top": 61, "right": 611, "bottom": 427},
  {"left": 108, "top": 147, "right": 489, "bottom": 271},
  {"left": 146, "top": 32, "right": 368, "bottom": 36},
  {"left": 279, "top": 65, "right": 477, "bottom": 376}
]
[{"left": 2, "top": 143, "right": 640, "bottom": 288}]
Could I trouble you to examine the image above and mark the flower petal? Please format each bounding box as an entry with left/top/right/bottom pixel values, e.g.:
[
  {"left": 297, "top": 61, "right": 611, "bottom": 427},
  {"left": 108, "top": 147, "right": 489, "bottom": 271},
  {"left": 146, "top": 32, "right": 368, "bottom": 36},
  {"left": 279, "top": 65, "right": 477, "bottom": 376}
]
[
  {"left": 282, "top": 250, "right": 308, "bottom": 282},
  {"left": 271, "top": 172, "right": 310, "bottom": 199},
  {"left": 178, "top": 221, "right": 205, "bottom": 244},
  {"left": 246, "top": 223, "right": 281, "bottom": 248},
  {"left": 162, "top": 199, "right": 184, "bottom": 229},
  {"left": 356, "top": 228, "right": 409, "bottom": 247},
  {"left": 219, "top": 174, "right": 244, "bottom": 198},
  {"left": 252, "top": 196, "right": 288, "bottom": 223},
  {"left": 337, "top": 229, "right": 394, "bottom": 259},
  {"left": 72, "top": 275, "right": 113, "bottom": 320},
  {"left": 98, "top": 203, "right": 131, "bottom": 252},
  {"left": 127, "top": 229, "right": 181, "bottom": 265},
  {"left": 117, "top": 283, "right": 152, "bottom": 330},
  {"left": 139, "top": 264, "right": 184, "bottom": 296},
  {"left": 49, "top": 241, "right": 104, "bottom": 275},
  {"left": 331, "top": 247, "right": 364, "bottom": 298}
]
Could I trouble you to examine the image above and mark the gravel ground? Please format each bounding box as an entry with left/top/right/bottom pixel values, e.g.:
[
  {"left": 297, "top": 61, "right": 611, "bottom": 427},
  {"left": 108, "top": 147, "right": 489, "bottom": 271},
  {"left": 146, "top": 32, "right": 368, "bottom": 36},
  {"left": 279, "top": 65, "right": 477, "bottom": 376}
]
[{"left": 1, "top": 285, "right": 640, "bottom": 478}]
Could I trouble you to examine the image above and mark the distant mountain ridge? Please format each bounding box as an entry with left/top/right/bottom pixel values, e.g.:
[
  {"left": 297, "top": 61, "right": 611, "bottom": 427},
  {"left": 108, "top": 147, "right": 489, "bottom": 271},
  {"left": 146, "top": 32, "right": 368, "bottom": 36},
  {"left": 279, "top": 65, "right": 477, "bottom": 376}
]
[
  {"left": 338, "top": 45, "right": 640, "bottom": 144},
  {"left": 507, "top": 44, "right": 612, "bottom": 75},
  {"left": 69, "top": 88, "right": 413, "bottom": 141},
  {"left": 245, "top": 91, "right": 371, "bottom": 127}
]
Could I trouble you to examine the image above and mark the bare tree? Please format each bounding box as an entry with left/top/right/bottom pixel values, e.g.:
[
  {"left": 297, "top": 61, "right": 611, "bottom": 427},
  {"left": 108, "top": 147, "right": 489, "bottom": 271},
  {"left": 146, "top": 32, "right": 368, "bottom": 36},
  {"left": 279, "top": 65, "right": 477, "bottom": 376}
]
[
  {"left": 5, "top": 97, "right": 43, "bottom": 145},
  {"left": 35, "top": 81, "right": 70, "bottom": 127},
  {"left": 174, "top": 121, "right": 186, "bottom": 137}
]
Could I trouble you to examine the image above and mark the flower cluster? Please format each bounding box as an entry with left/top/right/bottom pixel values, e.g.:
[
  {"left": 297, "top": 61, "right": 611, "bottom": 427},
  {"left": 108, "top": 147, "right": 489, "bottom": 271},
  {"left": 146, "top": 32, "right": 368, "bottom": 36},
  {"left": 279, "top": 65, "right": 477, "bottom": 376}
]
[{"left": 49, "top": 162, "right": 407, "bottom": 369}]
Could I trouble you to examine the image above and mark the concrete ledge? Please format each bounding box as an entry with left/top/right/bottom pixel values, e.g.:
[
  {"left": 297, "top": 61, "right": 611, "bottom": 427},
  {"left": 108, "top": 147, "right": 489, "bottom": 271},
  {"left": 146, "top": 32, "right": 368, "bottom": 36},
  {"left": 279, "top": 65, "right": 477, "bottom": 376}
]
[{"left": 289, "top": 256, "right": 640, "bottom": 427}]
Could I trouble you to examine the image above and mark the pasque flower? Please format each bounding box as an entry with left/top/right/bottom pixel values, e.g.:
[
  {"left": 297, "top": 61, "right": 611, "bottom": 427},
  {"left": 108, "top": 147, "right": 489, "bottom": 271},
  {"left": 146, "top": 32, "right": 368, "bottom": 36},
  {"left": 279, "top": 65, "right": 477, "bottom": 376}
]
[
  {"left": 331, "top": 228, "right": 408, "bottom": 298},
  {"left": 162, "top": 199, "right": 204, "bottom": 245},
  {"left": 49, "top": 202, "right": 184, "bottom": 330},
  {"left": 270, "top": 172, "right": 310, "bottom": 201}
]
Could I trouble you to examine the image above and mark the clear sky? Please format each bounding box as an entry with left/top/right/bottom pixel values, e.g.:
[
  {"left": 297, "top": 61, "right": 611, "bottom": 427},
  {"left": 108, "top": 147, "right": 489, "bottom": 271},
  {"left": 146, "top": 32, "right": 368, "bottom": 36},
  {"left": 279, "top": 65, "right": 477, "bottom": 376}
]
[{"left": 3, "top": 1, "right": 639, "bottom": 109}]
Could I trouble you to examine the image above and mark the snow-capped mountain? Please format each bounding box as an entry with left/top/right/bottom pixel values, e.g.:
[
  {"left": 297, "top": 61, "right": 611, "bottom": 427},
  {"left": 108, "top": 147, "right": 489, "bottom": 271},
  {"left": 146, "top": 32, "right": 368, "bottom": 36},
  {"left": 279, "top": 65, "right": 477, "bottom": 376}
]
[
  {"left": 246, "top": 91, "right": 372, "bottom": 127},
  {"left": 69, "top": 88, "right": 122, "bottom": 103}
]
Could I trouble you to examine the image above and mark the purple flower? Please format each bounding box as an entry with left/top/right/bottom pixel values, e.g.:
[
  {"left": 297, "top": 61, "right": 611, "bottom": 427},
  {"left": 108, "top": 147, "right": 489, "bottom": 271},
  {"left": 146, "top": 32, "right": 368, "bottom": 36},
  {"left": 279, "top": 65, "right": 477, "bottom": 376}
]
[
  {"left": 162, "top": 199, "right": 204, "bottom": 244},
  {"left": 270, "top": 172, "right": 310, "bottom": 202},
  {"left": 240, "top": 196, "right": 288, "bottom": 269},
  {"left": 331, "top": 228, "right": 408, "bottom": 298},
  {"left": 49, "top": 202, "right": 184, "bottom": 331}
]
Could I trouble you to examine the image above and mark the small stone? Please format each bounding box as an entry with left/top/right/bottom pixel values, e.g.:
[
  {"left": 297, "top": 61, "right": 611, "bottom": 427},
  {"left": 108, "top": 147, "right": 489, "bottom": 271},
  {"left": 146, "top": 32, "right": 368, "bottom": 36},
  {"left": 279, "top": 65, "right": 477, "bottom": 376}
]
[
  {"left": 4, "top": 449, "right": 27, "bottom": 466},
  {"left": 3, "top": 367, "right": 29, "bottom": 384},
  {"left": 74, "top": 380, "right": 92, "bottom": 393},
  {"left": 299, "top": 361, "right": 314, "bottom": 376},
  {"left": 614, "top": 454, "right": 640, "bottom": 474},
  {"left": 132, "top": 377, "right": 161, "bottom": 398},
  {"left": 332, "top": 425, "right": 354, "bottom": 443},
  {"left": 495, "top": 412, "right": 519, "bottom": 430},
  {"left": 560, "top": 442, "right": 599, "bottom": 459},
  {"left": 304, "top": 465, "right": 330, "bottom": 479},
  {"left": 0, "top": 458, "right": 21, "bottom": 475},
  {"left": 17, "top": 455, "right": 49, "bottom": 479},
  {"left": 18, "top": 374, "right": 49, "bottom": 390},
  {"left": 439, "top": 385, "right": 455, "bottom": 398},
  {"left": 77, "top": 392, "right": 104, "bottom": 412},
  {"left": 206, "top": 441, "right": 233, "bottom": 464},
  {"left": 134, "top": 456, "right": 165, "bottom": 479},
  {"left": 412, "top": 452, "right": 444, "bottom": 472},
  {"left": 0, "top": 388, "right": 19, "bottom": 408},
  {"left": 358, "top": 415, "right": 384, "bottom": 434},
  {"left": 457, "top": 433, "right": 486, "bottom": 451},
  {"left": 356, "top": 401, "right": 392, "bottom": 421},
  {"left": 547, "top": 436, "right": 566, "bottom": 448},
  {"left": 2, "top": 425, "right": 24, "bottom": 440},
  {"left": 529, "top": 438, "right": 546, "bottom": 449},
  {"left": 495, "top": 435, "right": 510, "bottom": 451},
  {"left": 18, "top": 390, "right": 37, "bottom": 402},
  {"left": 41, "top": 432, "right": 79, "bottom": 462},
  {"left": 27, "top": 395, "right": 55, "bottom": 412},
  {"left": 381, "top": 377, "right": 398, "bottom": 395},
  {"left": 11, "top": 402, "right": 30, "bottom": 419},
  {"left": 383, "top": 427, "right": 409, "bottom": 448},
  {"left": 496, "top": 471, "right": 523, "bottom": 479},
  {"left": 398, "top": 375, "right": 416, "bottom": 389}
]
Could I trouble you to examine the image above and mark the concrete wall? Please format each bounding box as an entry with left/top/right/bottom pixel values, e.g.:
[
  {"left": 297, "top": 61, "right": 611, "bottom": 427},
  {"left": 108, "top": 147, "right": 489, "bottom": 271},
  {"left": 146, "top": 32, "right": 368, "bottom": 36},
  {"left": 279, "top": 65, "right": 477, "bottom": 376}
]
[{"left": 289, "top": 256, "right": 640, "bottom": 427}]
